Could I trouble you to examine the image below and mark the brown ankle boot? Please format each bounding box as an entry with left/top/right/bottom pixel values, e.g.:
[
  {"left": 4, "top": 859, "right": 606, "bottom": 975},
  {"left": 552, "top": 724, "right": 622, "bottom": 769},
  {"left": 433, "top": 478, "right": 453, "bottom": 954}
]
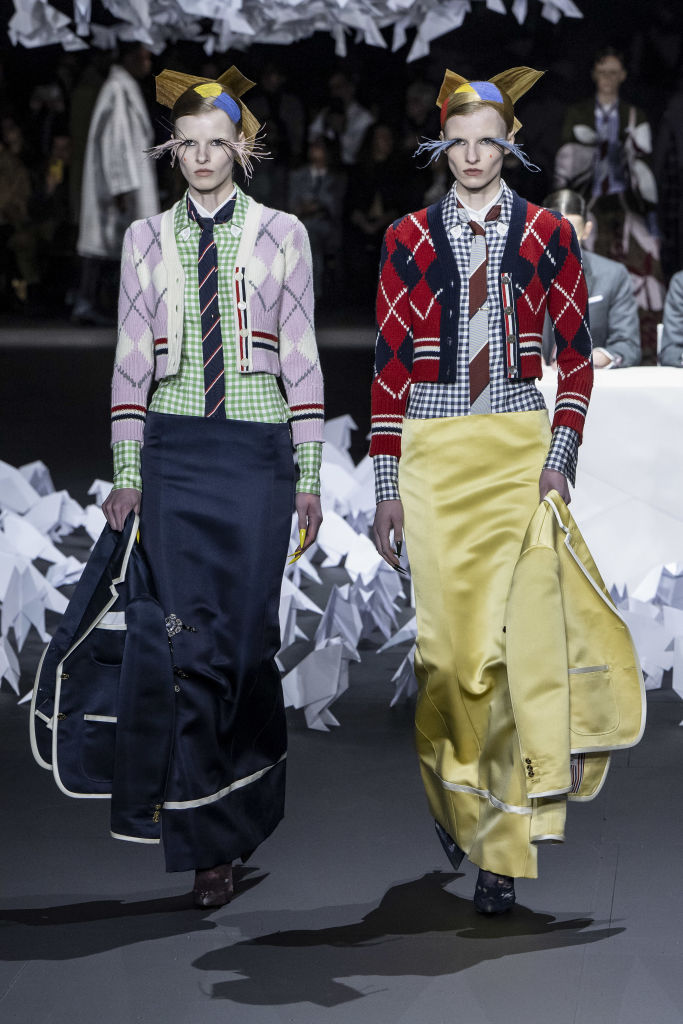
[{"left": 193, "top": 863, "right": 234, "bottom": 908}]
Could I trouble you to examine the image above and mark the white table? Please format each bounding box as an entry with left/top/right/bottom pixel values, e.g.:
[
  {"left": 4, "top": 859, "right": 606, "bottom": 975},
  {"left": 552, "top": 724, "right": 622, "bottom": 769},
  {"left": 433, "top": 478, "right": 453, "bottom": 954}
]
[{"left": 539, "top": 367, "right": 683, "bottom": 589}]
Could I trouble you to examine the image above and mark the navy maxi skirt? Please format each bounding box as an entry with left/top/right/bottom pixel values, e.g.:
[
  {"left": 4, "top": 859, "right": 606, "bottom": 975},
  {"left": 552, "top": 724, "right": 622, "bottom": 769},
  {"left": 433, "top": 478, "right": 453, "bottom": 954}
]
[{"left": 139, "top": 412, "right": 295, "bottom": 872}]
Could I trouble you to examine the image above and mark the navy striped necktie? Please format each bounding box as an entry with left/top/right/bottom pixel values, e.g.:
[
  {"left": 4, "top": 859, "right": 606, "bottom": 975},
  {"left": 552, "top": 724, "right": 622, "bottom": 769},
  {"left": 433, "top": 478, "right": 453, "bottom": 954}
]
[{"left": 187, "top": 194, "right": 236, "bottom": 418}]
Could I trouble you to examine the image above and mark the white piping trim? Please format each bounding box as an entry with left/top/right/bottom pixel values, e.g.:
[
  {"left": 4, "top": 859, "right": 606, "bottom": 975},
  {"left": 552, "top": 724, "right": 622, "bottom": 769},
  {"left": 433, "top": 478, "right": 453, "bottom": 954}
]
[
  {"left": 100, "top": 611, "right": 126, "bottom": 626},
  {"left": 533, "top": 834, "right": 565, "bottom": 843},
  {"left": 543, "top": 494, "right": 647, "bottom": 748},
  {"left": 51, "top": 518, "right": 139, "bottom": 800},
  {"left": 35, "top": 710, "right": 53, "bottom": 729},
  {"left": 163, "top": 752, "right": 286, "bottom": 810},
  {"left": 111, "top": 831, "right": 160, "bottom": 845},
  {"left": 30, "top": 646, "right": 52, "bottom": 770},
  {"left": 438, "top": 776, "right": 532, "bottom": 816},
  {"left": 568, "top": 664, "right": 608, "bottom": 674},
  {"left": 83, "top": 714, "right": 117, "bottom": 723}
]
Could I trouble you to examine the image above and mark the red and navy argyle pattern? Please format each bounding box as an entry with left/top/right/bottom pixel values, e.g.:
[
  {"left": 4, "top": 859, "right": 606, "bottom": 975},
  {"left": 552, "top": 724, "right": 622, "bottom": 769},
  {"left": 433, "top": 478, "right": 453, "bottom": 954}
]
[{"left": 370, "top": 191, "right": 593, "bottom": 458}]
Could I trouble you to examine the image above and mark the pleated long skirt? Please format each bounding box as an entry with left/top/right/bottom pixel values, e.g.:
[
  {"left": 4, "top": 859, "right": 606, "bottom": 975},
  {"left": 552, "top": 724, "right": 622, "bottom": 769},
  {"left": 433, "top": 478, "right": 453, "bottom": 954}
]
[
  {"left": 139, "top": 412, "right": 295, "bottom": 872},
  {"left": 399, "top": 410, "right": 551, "bottom": 879}
]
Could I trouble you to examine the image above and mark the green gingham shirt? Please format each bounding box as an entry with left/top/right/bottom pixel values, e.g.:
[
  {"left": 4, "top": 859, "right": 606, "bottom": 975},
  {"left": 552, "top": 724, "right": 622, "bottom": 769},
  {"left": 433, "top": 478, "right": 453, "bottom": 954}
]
[{"left": 113, "top": 187, "right": 321, "bottom": 494}]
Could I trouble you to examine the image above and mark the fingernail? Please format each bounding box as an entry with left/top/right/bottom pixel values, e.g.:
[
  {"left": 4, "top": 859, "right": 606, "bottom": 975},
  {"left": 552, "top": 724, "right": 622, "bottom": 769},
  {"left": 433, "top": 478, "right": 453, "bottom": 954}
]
[
  {"left": 396, "top": 540, "right": 403, "bottom": 558},
  {"left": 299, "top": 528, "right": 307, "bottom": 548}
]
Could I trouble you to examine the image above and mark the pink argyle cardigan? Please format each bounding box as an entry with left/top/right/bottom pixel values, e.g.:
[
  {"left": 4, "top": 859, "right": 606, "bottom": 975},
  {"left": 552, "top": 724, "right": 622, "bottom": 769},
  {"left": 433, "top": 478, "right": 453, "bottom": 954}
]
[{"left": 111, "top": 194, "right": 324, "bottom": 446}]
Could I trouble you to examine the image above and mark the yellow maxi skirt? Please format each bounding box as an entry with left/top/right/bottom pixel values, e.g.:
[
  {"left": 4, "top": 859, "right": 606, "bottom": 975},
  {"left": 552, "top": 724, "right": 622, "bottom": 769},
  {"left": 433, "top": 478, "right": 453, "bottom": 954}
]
[{"left": 399, "top": 409, "right": 552, "bottom": 879}]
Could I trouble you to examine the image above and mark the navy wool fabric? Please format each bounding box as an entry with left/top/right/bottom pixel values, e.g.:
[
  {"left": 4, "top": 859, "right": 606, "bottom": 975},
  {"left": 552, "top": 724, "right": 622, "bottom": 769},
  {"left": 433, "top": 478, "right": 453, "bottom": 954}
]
[{"left": 140, "top": 411, "right": 295, "bottom": 872}]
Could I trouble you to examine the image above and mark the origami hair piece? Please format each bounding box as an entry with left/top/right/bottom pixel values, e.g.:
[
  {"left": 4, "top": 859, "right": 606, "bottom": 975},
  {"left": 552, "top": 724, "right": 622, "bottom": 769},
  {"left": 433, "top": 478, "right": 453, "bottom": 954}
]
[
  {"left": 436, "top": 67, "right": 544, "bottom": 134},
  {"left": 412, "top": 66, "right": 544, "bottom": 173},
  {"left": 147, "top": 66, "right": 268, "bottom": 177}
]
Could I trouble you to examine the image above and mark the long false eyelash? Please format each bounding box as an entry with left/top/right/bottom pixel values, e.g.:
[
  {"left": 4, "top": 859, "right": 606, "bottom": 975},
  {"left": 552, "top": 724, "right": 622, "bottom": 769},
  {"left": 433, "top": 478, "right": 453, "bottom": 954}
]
[
  {"left": 219, "top": 128, "right": 271, "bottom": 183},
  {"left": 412, "top": 135, "right": 541, "bottom": 172},
  {"left": 413, "top": 136, "right": 457, "bottom": 167},
  {"left": 146, "top": 137, "right": 186, "bottom": 167},
  {"left": 489, "top": 138, "right": 541, "bottom": 173}
]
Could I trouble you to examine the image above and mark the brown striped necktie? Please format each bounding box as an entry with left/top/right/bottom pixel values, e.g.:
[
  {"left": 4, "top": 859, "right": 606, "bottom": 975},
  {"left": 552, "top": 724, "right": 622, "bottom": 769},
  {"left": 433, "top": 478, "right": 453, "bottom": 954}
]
[{"left": 466, "top": 204, "right": 501, "bottom": 413}]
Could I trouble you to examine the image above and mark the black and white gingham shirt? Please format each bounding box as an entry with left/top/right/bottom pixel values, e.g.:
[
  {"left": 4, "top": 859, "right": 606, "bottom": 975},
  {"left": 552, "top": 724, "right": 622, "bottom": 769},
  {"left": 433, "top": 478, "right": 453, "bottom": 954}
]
[{"left": 374, "top": 180, "right": 580, "bottom": 503}]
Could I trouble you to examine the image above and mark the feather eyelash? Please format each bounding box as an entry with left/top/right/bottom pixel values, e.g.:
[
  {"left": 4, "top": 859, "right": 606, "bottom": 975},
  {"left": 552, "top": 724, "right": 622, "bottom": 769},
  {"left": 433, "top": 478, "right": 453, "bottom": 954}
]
[
  {"left": 145, "top": 127, "right": 271, "bottom": 181},
  {"left": 146, "top": 137, "right": 185, "bottom": 166},
  {"left": 412, "top": 135, "right": 540, "bottom": 172}
]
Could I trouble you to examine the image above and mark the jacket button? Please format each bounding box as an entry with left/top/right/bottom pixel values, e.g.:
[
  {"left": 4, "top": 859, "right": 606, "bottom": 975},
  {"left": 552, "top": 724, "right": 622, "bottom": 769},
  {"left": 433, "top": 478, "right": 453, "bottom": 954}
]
[
  {"left": 240, "top": 359, "right": 248, "bottom": 368},
  {"left": 525, "top": 758, "right": 531, "bottom": 763},
  {"left": 507, "top": 334, "right": 516, "bottom": 345},
  {"left": 240, "top": 329, "right": 248, "bottom": 338},
  {"left": 238, "top": 301, "right": 247, "bottom": 310},
  {"left": 174, "top": 684, "right": 180, "bottom": 693},
  {"left": 504, "top": 306, "right": 514, "bottom": 315}
]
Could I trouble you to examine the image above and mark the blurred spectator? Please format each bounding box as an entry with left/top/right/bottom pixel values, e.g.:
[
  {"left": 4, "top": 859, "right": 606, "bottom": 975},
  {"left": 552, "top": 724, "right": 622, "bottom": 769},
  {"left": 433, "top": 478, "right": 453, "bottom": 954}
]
[
  {"left": 74, "top": 43, "right": 159, "bottom": 325},
  {"left": 309, "top": 69, "right": 374, "bottom": 166},
  {"left": 659, "top": 272, "right": 683, "bottom": 367},
  {"left": 0, "top": 116, "right": 31, "bottom": 310},
  {"left": 397, "top": 79, "right": 439, "bottom": 211},
  {"left": 288, "top": 135, "right": 346, "bottom": 302},
  {"left": 542, "top": 189, "right": 641, "bottom": 368},
  {"left": 69, "top": 51, "right": 111, "bottom": 226},
  {"left": 629, "top": 10, "right": 683, "bottom": 123},
  {"left": 654, "top": 84, "right": 683, "bottom": 283},
  {"left": 243, "top": 116, "right": 289, "bottom": 210},
  {"left": 344, "top": 122, "right": 412, "bottom": 305},
  {"left": 398, "top": 80, "right": 440, "bottom": 154},
  {"left": 250, "top": 62, "right": 306, "bottom": 168},
  {"left": 553, "top": 46, "right": 664, "bottom": 362}
]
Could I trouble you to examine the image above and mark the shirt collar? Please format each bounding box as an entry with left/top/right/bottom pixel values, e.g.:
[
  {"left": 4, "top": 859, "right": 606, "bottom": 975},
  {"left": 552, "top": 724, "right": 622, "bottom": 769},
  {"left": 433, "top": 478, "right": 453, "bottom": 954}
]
[
  {"left": 190, "top": 185, "right": 237, "bottom": 221},
  {"left": 450, "top": 179, "right": 511, "bottom": 224}
]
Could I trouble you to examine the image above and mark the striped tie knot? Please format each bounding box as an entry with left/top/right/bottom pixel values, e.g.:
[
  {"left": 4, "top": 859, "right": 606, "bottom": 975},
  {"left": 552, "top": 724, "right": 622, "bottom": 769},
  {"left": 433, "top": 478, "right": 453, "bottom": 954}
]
[
  {"left": 467, "top": 203, "right": 502, "bottom": 237},
  {"left": 187, "top": 195, "right": 236, "bottom": 233}
]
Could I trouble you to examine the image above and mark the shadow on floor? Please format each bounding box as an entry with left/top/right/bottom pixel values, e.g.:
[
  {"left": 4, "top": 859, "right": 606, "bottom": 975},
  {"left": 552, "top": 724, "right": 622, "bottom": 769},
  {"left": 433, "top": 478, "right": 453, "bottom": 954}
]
[
  {"left": 194, "top": 870, "right": 624, "bottom": 1007},
  {"left": 0, "top": 867, "right": 266, "bottom": 961}
]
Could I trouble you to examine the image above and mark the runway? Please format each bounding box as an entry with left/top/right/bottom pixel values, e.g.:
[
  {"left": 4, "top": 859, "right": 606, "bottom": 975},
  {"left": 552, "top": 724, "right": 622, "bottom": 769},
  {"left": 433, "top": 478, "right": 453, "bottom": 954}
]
[{"left": 1, "top": 322, "right": 682, "bottom": 1024}]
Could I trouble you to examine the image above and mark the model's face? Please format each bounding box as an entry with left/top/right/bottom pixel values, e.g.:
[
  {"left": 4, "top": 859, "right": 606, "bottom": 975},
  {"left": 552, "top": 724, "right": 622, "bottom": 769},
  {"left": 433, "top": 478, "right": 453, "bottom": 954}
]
[
  {"left": 592, "top": 57, "right": 626, "bottom": 95},
  {"left": 174, "top": 108, "right": 243, "bottom": 194},
  {"left": 442, "top": 107, "right": 511, "bottom": 194}
]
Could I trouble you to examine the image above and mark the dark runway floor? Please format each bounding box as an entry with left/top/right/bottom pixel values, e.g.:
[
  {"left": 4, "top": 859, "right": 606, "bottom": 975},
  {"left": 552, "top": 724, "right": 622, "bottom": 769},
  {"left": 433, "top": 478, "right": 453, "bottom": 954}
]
[{"left": 1, "top": 326, "right": 683, "bottom": 1023}]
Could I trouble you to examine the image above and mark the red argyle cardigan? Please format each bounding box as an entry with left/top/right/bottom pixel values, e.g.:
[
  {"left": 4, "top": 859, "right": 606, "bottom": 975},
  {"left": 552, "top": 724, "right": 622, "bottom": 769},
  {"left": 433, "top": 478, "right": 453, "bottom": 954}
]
[{"left": 370, "top": 190, "right": 593, "bottom": 457}]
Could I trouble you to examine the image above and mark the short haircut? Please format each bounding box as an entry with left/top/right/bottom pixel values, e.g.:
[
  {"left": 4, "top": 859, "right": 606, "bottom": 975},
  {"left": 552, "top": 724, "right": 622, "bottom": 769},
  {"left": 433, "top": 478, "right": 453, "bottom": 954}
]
[{"left": 543, "top": 188, "right": 587, "bottom": 219}]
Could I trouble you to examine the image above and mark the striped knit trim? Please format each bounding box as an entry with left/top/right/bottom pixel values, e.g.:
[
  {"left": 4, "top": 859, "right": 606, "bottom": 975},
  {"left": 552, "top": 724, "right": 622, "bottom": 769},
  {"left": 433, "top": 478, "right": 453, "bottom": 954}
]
[
  {"left": 289, "top": 403, "right": 324, "bottom": 422},
  {"left": 112, "top": 404, "right": 147, "bottom": 423}
]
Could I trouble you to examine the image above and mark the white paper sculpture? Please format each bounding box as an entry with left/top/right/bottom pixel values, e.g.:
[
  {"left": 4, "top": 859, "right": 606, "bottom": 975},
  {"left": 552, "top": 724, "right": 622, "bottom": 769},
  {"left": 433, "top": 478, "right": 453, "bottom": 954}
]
[{"left": 8, "top": 0, "right": 583, "bottom": 59}]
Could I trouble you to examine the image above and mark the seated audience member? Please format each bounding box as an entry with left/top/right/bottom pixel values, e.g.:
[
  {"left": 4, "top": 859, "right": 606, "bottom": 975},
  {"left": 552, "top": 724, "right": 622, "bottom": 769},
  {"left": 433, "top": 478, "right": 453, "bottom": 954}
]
[
  {"left": 543, "top": 189, "right": 641, "bottom": 367},
  {"left": 288, "top": 135, "right": 345, "bottom": 301},
  {"left": 345, "top": 122, "right": 412, "bottom": 306},
  {"left": 659, "top": 271, "right": 683, "bottom": 366},
  {"left": 309, "top": 69, "right": 374, "bottom": 166}
]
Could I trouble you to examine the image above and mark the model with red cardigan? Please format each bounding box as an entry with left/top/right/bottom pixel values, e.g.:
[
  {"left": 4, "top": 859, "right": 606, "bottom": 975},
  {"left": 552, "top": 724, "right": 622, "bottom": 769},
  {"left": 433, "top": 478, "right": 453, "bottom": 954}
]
[{"left": 370, "top": 193, "right": 592, "bottom": 459}]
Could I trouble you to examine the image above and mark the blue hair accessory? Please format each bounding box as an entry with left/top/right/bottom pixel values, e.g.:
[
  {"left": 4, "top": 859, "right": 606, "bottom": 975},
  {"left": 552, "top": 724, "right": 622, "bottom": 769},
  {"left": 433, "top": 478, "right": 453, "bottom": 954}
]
[
  {"left": 468, "top": 81, "right": 505, "bottom": 103},
  {"left": 413, "top": 135, "right": 540, "bottom": 172},
  {"left": 212, "top": 92, "right": 241, "bottom": 123}
]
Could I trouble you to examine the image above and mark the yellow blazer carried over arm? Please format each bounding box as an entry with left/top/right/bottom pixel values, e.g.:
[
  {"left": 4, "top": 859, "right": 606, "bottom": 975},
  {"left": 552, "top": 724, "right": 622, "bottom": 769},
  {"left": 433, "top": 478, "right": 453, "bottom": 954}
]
[{"left": 506, "top": 492, "right": 646, "bottom": 808}]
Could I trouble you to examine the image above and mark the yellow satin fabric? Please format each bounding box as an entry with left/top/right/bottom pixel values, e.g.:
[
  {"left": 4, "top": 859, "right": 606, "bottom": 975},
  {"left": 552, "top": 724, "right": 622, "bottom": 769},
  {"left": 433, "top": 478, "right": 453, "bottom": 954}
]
[{"left": 399, "top": 410, "right": 552, "bottom": 879}]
